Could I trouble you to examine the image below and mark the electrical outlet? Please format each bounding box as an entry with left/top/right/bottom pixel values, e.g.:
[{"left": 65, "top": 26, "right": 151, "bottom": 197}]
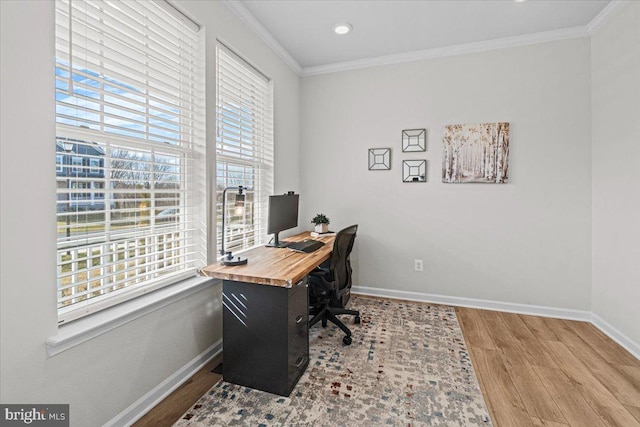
[{"left": 414, "top": 259, "right": 424, "bottom": 272}]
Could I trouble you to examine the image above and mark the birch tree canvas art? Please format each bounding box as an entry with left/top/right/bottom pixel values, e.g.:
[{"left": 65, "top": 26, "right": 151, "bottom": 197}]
[{"left": 442, "top": 122, "right": 510, "bottom": 183}]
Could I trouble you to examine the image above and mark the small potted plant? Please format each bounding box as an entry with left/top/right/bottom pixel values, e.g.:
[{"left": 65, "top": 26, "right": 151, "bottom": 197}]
[{"left": 311, "top": 213, "right": 330, "bottom": 233}]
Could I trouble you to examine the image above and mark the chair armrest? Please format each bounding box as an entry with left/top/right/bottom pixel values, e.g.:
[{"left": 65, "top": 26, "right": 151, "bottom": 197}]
[
  {"left": 309, "top": 266, "right": 329, "bottom": 277},
  {"left": 308, "top": 269, "right": 336, "bottom": 298}
]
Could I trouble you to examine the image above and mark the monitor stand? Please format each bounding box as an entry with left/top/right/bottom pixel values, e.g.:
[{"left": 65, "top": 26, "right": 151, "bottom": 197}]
[{"left": 266, "top": 232, "right": 290, "bottom": 248}]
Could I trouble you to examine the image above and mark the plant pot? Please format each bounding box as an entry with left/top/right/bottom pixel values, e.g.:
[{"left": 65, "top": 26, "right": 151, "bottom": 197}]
[{"left": 315, "top": 223, "right": 329, "bottom": 233}]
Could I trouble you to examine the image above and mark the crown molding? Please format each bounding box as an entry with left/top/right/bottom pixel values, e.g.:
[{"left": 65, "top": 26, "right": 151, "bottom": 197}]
[
  {"left": 224, "top": 0, "right": 303, "bottom": 76},
  {"left": 587, "top": 0, "right": 630, "bottom": 34},
  {"left": 223, "top": 0, "right": 619, "bottom": 78},
  {"left": 302, "top": 26, "right": 589, "bottom": 77}
]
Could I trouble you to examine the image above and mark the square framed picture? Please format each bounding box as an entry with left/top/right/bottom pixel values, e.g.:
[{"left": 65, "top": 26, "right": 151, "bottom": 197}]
[
  {"left": 402, "top": 160, "right": 426, "bottom": 182},
  {"left": 368, "top": 148, "right": 391, "bottom": 170},
  {"left": 402, "top": 129, "right": 426, "bottom": 152}
]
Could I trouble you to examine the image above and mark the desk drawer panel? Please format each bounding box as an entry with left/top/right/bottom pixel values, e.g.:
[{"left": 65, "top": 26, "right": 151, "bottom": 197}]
[{"left": 287, "top": 278, "right": 309, "bottom": 391}]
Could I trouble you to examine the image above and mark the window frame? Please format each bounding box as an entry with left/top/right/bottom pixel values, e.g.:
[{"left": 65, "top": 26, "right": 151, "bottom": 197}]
[
  {"left": 54, "top": 0, "right": 205, "bottom": 323},
  {"left": 88, "top": 157, "right": 100, "bottom": 174},
  {"left": 71, "top": 156, "right": 83, "bottom": 173},
  {"left": 56, "top": 154, "right": 65, "bottom": 173},
  {"left": 215, "top": 42, "right": 274, "bottom": 257}
]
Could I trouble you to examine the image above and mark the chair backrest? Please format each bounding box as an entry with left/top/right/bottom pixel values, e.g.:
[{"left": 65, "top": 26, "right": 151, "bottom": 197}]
[{"left": 329, "top": 224, "right": 358, "bottom": 296}]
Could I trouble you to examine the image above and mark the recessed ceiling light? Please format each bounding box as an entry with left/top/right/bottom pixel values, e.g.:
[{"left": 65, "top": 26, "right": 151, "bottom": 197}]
[{"left": 333, "top": 23, "right": 352, "bottom": 35}]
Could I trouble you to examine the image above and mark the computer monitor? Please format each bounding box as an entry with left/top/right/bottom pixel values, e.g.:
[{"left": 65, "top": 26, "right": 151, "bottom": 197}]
[{"left": 266, "top": 193, "right": 299, "bottom": 248}]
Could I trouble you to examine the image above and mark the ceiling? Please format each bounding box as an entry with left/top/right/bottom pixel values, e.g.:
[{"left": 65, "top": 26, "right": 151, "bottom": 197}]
[{"left": 237, "top": 0, "right": 610, "bottom": 71}]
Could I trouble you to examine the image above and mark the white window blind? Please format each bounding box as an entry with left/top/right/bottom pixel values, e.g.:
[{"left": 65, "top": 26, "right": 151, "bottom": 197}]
[
  {"left": 55, "top": 0, "right": 205, "bottom": 323},
  {"left": 216, "top": 43, "right": 274, "bottom": 255}
]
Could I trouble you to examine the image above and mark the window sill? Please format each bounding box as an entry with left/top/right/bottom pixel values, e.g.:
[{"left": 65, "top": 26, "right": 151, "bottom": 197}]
[{"left": 46, "top": 275, "right": 217, "bottom": 357}]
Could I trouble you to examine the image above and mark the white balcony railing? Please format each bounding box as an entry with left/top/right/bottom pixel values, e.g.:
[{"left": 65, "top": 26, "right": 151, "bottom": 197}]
[{"left": 57, "top": 231, "right": 185, "bottom": 308}]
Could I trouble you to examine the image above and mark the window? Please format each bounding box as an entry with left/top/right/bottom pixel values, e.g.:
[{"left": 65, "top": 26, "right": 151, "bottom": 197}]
[
  {"left": 216, "top": 43, "right": 274, "bottom": 256},
  {"left": 55, "top": 0, "right": 205, "bottom": 322},
  {"left": 71, "top": 156, "right": 83, "bottom": 173},
  {"left": 56, "top": 154, "right": 64, "bottom": 173},
  {"left": 88, "top": 158, "right": 100, "bottom": 174}
]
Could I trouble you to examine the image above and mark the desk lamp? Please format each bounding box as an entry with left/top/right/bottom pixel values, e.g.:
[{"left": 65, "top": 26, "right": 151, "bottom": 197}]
[{"left": 220, "top": 185, "right": 249, "bottom": 266}]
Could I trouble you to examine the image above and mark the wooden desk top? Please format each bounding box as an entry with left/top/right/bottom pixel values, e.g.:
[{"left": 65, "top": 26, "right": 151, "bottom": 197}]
[{"left": 200, "top": 231, "right": 335, "bottom": 287}]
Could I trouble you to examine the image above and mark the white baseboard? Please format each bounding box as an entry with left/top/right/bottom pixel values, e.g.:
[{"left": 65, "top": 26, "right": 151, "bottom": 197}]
[
  {"left": 591, "top": 313, "right": 640, "bottom": 360},
  {"left": 352, "top": 286, "right": 639, "bottom": 361},
  {"left": 352, "top": 286, "right": 592, "bottom": 321},
  {"left": 105, "top": 339, "right": 222, "bottom": 427}
]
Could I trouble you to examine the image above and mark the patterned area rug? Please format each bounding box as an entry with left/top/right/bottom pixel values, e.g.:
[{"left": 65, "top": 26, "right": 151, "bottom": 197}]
[{"left": 175, "top": 296, "right": 492, "bottom": 426}]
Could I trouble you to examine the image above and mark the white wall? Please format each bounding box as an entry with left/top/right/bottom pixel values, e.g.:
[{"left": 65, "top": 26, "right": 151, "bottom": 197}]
[
  {"left": 301, "top": 38, "right": 593, "bottom": 311},
  {"left": 591, "top": 2, "right": 640, "bottom": 348},
  {"left": 0, "top": 1, "right": 300, "bottom": 426},
  {"left": 1, "top": 0, "right": 635, "bottom": 424}
]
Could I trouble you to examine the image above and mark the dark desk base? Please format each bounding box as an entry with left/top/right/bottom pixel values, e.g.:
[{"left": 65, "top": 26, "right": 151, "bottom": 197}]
[{"left": 222, "top": 278, "right": 309, "bottom": 396}]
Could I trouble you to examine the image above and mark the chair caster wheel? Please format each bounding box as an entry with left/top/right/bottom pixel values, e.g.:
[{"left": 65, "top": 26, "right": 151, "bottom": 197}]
[
  {"left": 354, "top": 316, "right": 361, "bottom": 324},
  {"left": 343, "top": 335, "right": 352, "bottom": 345},
  {"left": 322, "top": 319, "right": 327, "bottom": 327}
]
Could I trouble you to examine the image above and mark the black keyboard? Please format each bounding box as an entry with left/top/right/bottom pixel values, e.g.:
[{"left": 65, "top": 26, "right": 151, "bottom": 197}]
[{"left": 288, "top": 239, "right": 325, "bottom": 253}]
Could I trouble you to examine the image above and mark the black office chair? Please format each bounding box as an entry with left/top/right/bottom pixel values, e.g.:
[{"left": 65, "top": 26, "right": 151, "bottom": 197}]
[{"left": 308, "top": 224, "right": 360, "bottom": 345}]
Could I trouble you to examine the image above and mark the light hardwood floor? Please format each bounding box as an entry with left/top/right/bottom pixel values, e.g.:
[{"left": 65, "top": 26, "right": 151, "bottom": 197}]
[
  {"left": 134, "top": 306, "right": 640, "bottom": 427},
  {"left": 456, "top": 307, "right": 640, "bottom": 427}
]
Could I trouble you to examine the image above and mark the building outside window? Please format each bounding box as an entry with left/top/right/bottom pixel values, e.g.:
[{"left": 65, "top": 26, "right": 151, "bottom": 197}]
[{"left": 56, "top": 139, "right": 107, "bottom": 212}]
